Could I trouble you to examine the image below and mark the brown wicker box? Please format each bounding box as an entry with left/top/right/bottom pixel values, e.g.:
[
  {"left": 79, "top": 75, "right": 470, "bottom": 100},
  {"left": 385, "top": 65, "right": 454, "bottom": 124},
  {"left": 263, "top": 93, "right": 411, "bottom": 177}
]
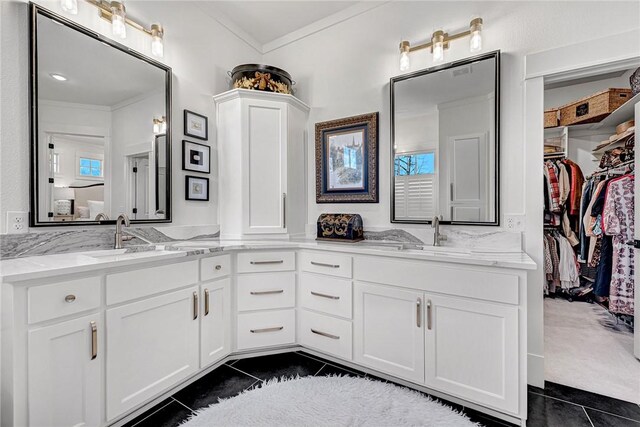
[
  {"left": 544, "top": 109, "right": 559, "bottom": 128},
  {"left": 559, "top": 88, "right": 632, "bottom": 126}
]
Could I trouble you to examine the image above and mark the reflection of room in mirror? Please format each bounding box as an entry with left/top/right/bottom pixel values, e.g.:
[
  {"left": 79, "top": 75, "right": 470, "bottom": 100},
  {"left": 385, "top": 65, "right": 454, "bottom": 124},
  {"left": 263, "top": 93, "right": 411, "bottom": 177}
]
[
  {"left": 33, "top": 12, "right": 169, "bottom": 224},
  {"left": 392, "top": 53, "right": 498, "bottom": 224}
]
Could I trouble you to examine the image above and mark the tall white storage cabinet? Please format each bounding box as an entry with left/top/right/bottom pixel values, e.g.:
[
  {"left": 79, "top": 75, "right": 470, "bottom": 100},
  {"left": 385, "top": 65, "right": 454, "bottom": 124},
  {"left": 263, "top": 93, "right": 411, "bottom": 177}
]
[{"left": 214, "top": 89, "right": 310, "bottom": 240}]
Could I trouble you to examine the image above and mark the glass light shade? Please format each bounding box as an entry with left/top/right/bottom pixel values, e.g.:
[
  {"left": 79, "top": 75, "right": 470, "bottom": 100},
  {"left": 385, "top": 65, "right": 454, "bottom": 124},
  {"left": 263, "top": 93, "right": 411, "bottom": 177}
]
[
  {"left": 432, "top": 42, "right": 444, "bottom": 62},
  {"left": 151, "top": 36, "right": 164, "bottom": 58},
  {"left": 60, "top": 0, "right": 78, "bottom": 15},
  {"left": 110, "top": 2, "right": 127, "bottom": 39},
  {"left": 160, "top": 121, "right": 167, "bottom": 133},
  {"left": 153, "top": 121, "right": 160, "bottom": 134},
  {"left": 399, "top": 51, "right": 410, "bottom": 72},
  {"left": 470, "top": 30, "right": 482, "bottom": 52}
]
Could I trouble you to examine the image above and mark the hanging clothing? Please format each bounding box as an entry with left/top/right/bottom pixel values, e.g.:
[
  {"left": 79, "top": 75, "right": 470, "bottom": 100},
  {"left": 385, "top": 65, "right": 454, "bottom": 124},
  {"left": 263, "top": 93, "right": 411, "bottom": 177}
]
[
  {"left": 557, "top": 235, "right": 580, "bottom": 289},
  {"left": 557, "top": 162, "right": 570, "bottom": 206},
  {"left": 564, "top": 159, "right": 585, "bottom": 216},
  {"left": 579, "top": 180, "right": 593, "bottom": 261},
  {"left": 544, "top": 161, "right": 561, "bottom": 213},
  {"left": 603, "top": 174, "right": 635, "bottom": 316},
  {"left": 591, "top": 178, "right": 614, "bottom": 298}
]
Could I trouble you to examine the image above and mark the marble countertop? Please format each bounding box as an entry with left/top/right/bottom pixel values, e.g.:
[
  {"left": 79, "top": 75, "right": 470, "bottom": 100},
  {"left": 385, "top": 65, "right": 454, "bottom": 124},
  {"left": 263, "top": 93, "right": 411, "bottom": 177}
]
[{"left": 0, "top": 238, "right": 536, "bottom": 282}]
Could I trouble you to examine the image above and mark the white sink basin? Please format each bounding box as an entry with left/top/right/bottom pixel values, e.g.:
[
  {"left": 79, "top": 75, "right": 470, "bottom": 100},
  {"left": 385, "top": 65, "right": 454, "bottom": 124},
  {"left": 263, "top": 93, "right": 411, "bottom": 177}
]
[{"left": 82, "top": 247, "right": 181, "bottom": 262}]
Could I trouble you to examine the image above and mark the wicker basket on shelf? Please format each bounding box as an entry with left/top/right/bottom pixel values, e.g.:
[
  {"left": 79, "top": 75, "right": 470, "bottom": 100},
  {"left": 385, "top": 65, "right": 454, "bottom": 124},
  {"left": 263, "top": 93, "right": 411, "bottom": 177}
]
[{"left": 559, "top": 88, "right": 632, "bottom": 126}]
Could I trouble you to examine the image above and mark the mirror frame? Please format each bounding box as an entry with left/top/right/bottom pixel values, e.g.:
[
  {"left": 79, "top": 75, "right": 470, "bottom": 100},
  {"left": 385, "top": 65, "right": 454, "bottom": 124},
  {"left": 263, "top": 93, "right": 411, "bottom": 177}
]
[
  {"left": 29, "top": 3, "right": 173, "bottom": 227},
  {"left": 389, "top": 50, "right": 500, "bottom": 226}
]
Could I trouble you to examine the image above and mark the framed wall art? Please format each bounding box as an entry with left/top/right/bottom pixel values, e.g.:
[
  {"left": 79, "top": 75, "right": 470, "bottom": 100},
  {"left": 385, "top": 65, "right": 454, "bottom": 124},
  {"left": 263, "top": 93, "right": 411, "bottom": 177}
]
[
  {"left": 185, "top": 175, "right": 209, "bottom": 201},
  {"left": 315, "top": 112, "right": 379, "bottom": 203},
  {"left": 184, "top": 109, "right": 208, "bottom": 140},
  {"left": 182, "top": 140, "right": 210, "bottom": 173}
]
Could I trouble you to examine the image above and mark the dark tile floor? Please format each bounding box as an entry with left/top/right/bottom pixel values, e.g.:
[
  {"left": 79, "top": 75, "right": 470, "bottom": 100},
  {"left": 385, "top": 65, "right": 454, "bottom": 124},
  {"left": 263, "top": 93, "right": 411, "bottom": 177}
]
[{"left": 123, "top": 351, "right": 640, "bottom": 427}]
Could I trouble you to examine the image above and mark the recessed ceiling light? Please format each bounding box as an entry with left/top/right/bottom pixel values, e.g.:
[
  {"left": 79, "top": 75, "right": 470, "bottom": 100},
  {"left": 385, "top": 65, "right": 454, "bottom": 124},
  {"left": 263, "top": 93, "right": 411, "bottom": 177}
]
[{"left": 50, "top": 73, "right": 67, "bottom": 81}]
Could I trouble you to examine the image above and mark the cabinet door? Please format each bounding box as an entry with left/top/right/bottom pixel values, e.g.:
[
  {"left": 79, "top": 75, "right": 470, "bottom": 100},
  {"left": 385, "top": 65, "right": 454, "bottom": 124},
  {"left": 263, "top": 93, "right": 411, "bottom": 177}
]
[
  {"left": 353, "top": 282, "right": 424, "bottom": 382},
  {"left": 242, "top": 99, "right": 288, "bottom": 234},
  {"left": 28, "top": 314, "right": 101, "bottom": 427},
  {"left": 106, "top": 287, "right": 199, "bottom": 420},
  {"left": 424, "top": 294, "right": 519, "bottom": 414},
  {"left": 200, "top": 279, "right": 231, "bottom": 367}
]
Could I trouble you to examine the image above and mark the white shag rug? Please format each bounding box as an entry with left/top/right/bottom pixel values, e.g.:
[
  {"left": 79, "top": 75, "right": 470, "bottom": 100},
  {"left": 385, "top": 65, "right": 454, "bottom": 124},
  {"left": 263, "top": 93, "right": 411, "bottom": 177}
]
[{"left": 181, "top": 375, "right": 478, "bottom": 426}]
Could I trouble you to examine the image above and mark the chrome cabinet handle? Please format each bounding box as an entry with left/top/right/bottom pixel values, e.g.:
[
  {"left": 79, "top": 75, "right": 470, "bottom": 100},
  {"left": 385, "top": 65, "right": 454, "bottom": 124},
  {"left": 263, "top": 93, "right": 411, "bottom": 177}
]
[
  {"left": 215, "top": 265, "right": 222, "bottom": 271},
  {"left": 250, "top": 326, "right": 283, "bottom": 333},
  {"left": 90, "top": 321, "right": 97, "bottom": 360},
  {"left": 310, "top": 261, "right": 340, "bottom": 268},
  {"left": 204, "top": 288, "right": 210, "bottom": 316},
  {"left": 310, "top": 291, "right": 340, "bottom": 300},
  {"left": 311, "top": 328, "right": 340, "bottom": 340},
  {"left": 416, "top": 298, "right": 422, "bottom": 328},
  {"left": 282, "top": 193, "right": 286, "bottom": 229},
  {"left": 193, "top": 291, "right": 199, "bottom": 320},
  {"left": 427, "top": 299, "right": 432, "bottom": 330},
  {"left": 65, "top": 294, "right": 76, "bottom": 303},
  {"left": 250, "top": 289, "right": 284, "bottom": 295},
  {"left": 250, "top": 260, "right": 284, "bottom": 265}
]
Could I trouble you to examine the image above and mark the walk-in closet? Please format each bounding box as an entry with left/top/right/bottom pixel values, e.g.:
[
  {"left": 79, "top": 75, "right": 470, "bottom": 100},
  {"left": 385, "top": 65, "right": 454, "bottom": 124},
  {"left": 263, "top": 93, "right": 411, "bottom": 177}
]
[{"left": 543, "top": 68, "right": 640, "bottom": 403}]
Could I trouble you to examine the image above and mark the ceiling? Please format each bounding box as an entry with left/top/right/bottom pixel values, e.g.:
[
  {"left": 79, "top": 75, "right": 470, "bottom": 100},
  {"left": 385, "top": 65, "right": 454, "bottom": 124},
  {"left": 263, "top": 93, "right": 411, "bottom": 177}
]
[
  {"left": 195, "top": 1, "right": 381, "bottom": 53},
  {"left": 37, "top": 13, "right": 166, "bottom": 107}
]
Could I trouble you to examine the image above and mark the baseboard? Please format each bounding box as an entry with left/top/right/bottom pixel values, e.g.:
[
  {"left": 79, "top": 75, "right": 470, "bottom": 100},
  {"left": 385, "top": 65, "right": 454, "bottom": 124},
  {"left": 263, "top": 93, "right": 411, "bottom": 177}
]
[{"left": 528, "top": 353, "right": 544, "bottom": 388}]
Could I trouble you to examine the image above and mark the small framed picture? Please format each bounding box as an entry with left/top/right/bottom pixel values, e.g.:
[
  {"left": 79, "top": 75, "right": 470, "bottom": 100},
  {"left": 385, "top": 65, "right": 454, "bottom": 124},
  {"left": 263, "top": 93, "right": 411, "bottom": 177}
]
[
  {"left": 185, "top": 175, "right": 209, "bottom": 201},
  {"left": 184, "top": 109, "right": 208, "bottom": 140},
  {"left": 182, "top": 140, "right": 210, "bottom": 173}
]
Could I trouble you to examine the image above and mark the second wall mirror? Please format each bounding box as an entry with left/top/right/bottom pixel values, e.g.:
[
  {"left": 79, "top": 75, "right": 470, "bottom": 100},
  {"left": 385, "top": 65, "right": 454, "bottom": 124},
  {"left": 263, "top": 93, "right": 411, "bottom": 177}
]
[{"left": 390, "top": 51, "right": 500, "bottom": 225}]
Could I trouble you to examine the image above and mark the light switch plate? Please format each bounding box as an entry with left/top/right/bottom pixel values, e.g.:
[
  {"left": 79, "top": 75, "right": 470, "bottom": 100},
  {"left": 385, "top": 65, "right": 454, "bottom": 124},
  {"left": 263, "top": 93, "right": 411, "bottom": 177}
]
[
  {"left": 505, "top": 214, "right": 525, "bottom": 232},
  {"left": 6, "top": 211, "right": 29, "bottom": 234}
]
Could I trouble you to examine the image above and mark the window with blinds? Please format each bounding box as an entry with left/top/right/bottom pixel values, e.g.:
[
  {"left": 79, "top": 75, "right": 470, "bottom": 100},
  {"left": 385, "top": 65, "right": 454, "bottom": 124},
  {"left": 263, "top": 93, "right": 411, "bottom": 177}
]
[{"left": 394, "top": 152, "right": 437, "bottom": 221}]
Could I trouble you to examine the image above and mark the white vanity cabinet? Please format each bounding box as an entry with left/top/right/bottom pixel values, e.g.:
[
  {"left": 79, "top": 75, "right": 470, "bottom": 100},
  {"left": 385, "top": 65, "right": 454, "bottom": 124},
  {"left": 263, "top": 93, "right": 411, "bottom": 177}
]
[
  {"left": 28, "top": 314, "right": 101, "bottom": 427},
  {"left": 200, "top": 278, "right": 232, "bottom": 367},
  {"left": 214, "top": 89, "right": 310, "bottom": 240}
]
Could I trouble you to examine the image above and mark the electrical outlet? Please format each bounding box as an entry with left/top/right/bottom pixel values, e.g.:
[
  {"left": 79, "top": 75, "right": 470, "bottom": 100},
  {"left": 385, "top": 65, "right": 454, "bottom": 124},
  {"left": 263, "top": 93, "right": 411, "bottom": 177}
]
[
  {"left": 6, "top": 211, "right": 28, "bottom": 234},
  {"left": 505, "top": 214, "right": 525, "bottom": 232}
]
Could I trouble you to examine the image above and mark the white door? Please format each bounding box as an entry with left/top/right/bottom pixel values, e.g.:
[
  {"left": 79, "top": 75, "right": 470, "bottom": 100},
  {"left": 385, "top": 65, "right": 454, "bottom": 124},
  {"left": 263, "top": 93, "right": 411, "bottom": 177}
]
[
  {"left": 635, "top": 101, "right": 640, "bottom": 360},
  {"left": 424, "top": 294, "right": 519, "bottom": 414},
  {"left": 353, "top": 282, "right": 424, "bottom": 382},
  {"left": 200, "top": 279, "right": 232, "bottom": 367},
  {"left": 106, "top": 287, "right": 199, "bottom": 420},
  {"left": 28, "top": 314, "right": 101, "bottom": 427},
  {"left": 242, "top": 99, "right": 288, "bottom": 234},
  {"left": 447, "top": 133, "right": 488, "bottom": 221}
]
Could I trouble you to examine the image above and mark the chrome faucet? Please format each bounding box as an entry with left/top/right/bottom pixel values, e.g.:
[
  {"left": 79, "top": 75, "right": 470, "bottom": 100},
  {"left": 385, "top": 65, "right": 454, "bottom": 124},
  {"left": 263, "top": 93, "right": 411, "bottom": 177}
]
[
  {"left": 432, "top": 215, "right": 448, "bottom": 247},
  {"left": 114, "top": 213, "right": 133, "bottom": 249},
  {"left": 94, "top": 213, "right": 110, "bottom": 221}
]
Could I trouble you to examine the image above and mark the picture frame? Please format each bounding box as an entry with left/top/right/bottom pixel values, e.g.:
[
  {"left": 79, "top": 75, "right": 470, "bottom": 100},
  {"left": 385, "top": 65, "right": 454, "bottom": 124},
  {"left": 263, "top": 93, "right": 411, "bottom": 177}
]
[
  {"left": 315, "top": 112, "right": 379, "bottom": 203},
  {"left": 182, "top": 140, "right": 210, "bottom": 174},
  {"left": 184, "top": 109, "right": 208, "bottom": 140},
  {"left": 185, "top": 175, "right": 209, "bottom": 201}
]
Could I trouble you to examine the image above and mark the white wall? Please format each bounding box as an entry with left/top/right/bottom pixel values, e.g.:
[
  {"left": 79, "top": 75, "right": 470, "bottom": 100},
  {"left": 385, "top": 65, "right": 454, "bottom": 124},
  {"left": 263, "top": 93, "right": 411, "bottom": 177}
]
[
  {"left": 395, "top": 111, "right": 439, "bottom": 154},
  {"left": 261, "top": 1, "right": 640, "bottom": 232},
  {"left": 0, "top": 0, "right": 261, "bottom": 232}
]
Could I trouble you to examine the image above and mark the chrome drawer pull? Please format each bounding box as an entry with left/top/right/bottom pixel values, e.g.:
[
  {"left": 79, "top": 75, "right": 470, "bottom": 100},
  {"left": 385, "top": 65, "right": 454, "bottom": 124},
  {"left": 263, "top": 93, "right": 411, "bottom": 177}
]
[
  {"left": 310, "top": 261, "right": 340, "bottom": 268},
  {"left": 215, "top": 265, "right": 222, "bottom": 271},
  {"left": 250, "top": 326, "right": 284, "bottom": 333},
  {"left": 427, "top": 299, "right": 432, "bottom": 330},
  {"left": 204, "top": 288, "right": 210, "bottom": 316},
  {"left": 311, "top": 328, "right": 340, "bottom": 340},
  {"left": 90, "top": 321, "right": 97, "bottom": 360},
  {"left": 250, "top": 260, "right": 284, "bottom": 265},
  {"left": 193, "top": 292, "right": 199, "bottom": 320},
  {"left": 250, "top": 289, "right": 284, "bottom": 295},
  {"left": 310, "top": 291, "right": 340, "bottom": 300},
  {"left": 65, "top": 294, "right": 76, "bottom": 303},
  {"left": 416, "top": 298, "right": 422, "bottom": 328}
]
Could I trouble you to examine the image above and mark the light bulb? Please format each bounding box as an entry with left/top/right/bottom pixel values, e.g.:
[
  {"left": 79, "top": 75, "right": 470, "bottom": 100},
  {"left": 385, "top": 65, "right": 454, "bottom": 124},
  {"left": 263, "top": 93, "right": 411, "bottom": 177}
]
[
  {"left": 110, "top": 1, "right": 127, "bottom": 39},
  {"left": 399, "top": 41, "right": 410, "bottom": 72},
  {"left": 151, "top": 24, "right": 164, "bottom": 58},
  {"left": 60, "top": 0, "right": 77, "bottom": 15},
  {"left": 431, "top": 30, "right": 445, "bottom": 62},
  {"left": 153, "top": 120, "right": 160, "bottom": 134},
  {"left": 469, "top": 18, "right": 483, "bottom": 53}
]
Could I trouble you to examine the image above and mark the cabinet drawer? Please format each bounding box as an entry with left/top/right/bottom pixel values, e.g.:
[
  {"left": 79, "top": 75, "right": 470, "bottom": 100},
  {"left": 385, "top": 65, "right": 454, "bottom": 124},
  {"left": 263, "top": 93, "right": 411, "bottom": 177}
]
[
  {"left": 300, "top": 251, "right": 352, "bottom": 278},
  {"left": 300, "top": 272, "right": 352, "bottom": 319},
  {"left": 237, "top": 310, "right": 295, "bottom": 350},
  {"left": 201, "top": 255, "right": 231, "bottom": 281},
  {"left": 28, "top": 276, "right": 101, "bottom": 324},
  {"left": 299, "top": 310, "right": 352, "bottom": 360},
  {"left": 106, "top": 260, "right": 198, "bottom": 305},
  {"left": 237, "top": 251, "right": 295, "bottom": 273},
  {"left": 237, "top": 272, "right": 295, "bottom": 312}
]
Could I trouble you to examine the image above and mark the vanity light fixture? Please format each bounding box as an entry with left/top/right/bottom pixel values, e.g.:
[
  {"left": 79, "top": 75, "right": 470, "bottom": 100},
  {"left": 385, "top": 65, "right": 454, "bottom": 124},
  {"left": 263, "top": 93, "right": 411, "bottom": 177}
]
[
  {"left": 50, "top": 73, "right": 68, "bottom": 81},
  {"left": 153, "top": 116, "right": 166, "bottom": 134},
  {"left": 64, "top": 0, "right": 166, "bottom": 58},
  {"left": 60, "top": 0, "right": 78, "bottom": 15},
  {"left": 398, "top": 17, "right": 484, "bottom": 70}
]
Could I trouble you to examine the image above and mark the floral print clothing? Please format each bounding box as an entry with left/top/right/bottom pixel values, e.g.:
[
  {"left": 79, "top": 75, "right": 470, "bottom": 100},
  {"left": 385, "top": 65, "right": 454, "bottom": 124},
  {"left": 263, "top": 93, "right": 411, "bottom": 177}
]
[{"left": 603, "top": 174, "right": 635, "bottom": 315}]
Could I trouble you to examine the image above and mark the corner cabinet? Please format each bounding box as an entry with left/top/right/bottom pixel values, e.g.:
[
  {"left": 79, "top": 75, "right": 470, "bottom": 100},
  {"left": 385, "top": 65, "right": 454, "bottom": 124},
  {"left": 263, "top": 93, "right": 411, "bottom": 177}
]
[{"left": 214, "top": 89, "right": 310, "bottom": 240}]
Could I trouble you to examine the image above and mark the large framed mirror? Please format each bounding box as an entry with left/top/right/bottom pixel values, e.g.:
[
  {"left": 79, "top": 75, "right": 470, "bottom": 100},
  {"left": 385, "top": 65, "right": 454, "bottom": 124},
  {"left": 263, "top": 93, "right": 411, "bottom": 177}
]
[
  {"left": 29, "top": 4, "right": 172, "bottom": 226},
  {"left": 390, "top": 51, "right": 500, "bottom": 225}
]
